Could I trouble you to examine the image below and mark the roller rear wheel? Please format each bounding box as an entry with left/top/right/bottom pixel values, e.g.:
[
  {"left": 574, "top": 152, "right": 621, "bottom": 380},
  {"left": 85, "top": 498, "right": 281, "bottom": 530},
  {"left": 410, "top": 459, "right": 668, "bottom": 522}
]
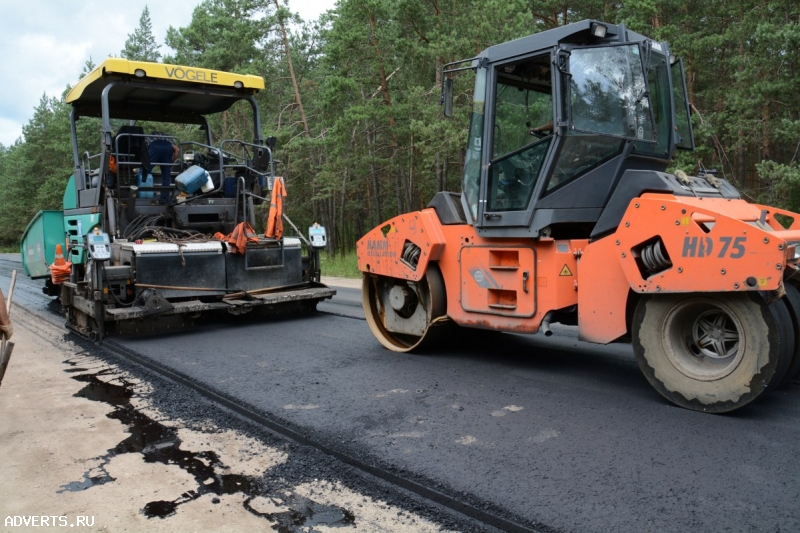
[
  {"left": 362, "top": 267, "right": 446, "bottom": 352},
  {"left": 633, "top": 293, "right": 794, "bottom": 413},
  {"left": 779, "top": 283, "right": 800, "bottom": 385}
]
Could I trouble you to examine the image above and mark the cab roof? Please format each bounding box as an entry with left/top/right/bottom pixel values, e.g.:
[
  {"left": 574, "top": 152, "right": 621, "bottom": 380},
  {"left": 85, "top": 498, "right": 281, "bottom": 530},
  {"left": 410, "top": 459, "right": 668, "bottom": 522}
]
[
  {"left": 66, "top": 58, "right": 265, "bottom": 123},
  {"left": 479, "top": 20, "right": 649, "bottom": 63}
]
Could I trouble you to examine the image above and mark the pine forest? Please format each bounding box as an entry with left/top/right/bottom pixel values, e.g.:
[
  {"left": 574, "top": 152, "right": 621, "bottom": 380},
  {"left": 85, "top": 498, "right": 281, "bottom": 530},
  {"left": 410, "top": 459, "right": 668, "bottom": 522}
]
[{"left": 1, "top": 0, "right": 799, "bottom": 259}]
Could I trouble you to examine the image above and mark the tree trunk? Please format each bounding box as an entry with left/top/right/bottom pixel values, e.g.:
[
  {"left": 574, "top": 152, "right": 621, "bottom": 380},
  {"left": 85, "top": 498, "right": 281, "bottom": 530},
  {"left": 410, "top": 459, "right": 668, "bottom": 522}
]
[
  {"left": 762, "top": 102, "right": 771, "bottom": 161},
  {"left": 736, "top": 35, "right": 746, "bottom": 187},
  {"left": 395, "top": 168, "right": 405, "bottom": 215},
  {"left": 407, "top": 132, "right": 414, "bottom": 210},
  {"left": 435, "top": 151, "right": 442, "bottom": 192},
  {"left": 365, "top": 5, "right": 404, "bottom": 214},
  {"left": 443, "top": 151, "right": 448, "bottom": 192},
  {"left": 274, "top": 0, "right": 310, "bottom": 139},
  {"left": 354, "top": 209, "right": 364, "bottom": 252},
  {"left": 367, "top": 126, "right": 382, "bottom": 225},
  {"left": 340, "top": 167, "right": 347, "bottom": 257},
  {"left": 326, "top": 194, "right": 336, "bottom": 259}
]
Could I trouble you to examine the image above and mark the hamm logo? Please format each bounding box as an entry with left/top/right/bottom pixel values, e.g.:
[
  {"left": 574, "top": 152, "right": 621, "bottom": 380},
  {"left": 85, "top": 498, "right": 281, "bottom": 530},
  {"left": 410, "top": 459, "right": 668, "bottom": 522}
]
[
  {"left": 367, "top": 240, "right": 388, "bottom": 251},
  {"left": 365, "top": 239, "right": 395, "bottom": 258}
]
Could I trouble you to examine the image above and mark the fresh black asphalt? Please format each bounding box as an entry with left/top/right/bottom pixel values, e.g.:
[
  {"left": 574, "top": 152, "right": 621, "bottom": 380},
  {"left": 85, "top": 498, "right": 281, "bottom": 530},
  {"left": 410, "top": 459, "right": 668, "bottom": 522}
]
[
  {"left": 115, "top": 299, "right": 800, "bottom": 532},
  {"left": 4, "top": 255, "right": 799, "bottom": 532}
]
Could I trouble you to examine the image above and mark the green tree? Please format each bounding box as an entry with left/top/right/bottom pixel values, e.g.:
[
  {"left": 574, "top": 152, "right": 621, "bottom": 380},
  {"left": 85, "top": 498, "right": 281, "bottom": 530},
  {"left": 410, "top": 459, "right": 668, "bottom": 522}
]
[
  {"left": 164, "top": 0, "right": 273, "bottom": 73},
  {"left": 121, "top": 6, "right": 162, "bottom": 62},
  {"left": 622, "top": 0, "right": 800, "bottom": 204},
  {"left": 0, "top": 94, "right": 73, "bottom": 244},
  {"left": 80, "top": 58, "right": 97, "bottom": 78},
  {"left": 302, "top": 0, "right": 545, "bottom": 254},
  {"left": 164, "top": 0, "right": 282, "bottom": 143},
  {"left": 6, "top": 0, "right": 800, "bottom": 248}
]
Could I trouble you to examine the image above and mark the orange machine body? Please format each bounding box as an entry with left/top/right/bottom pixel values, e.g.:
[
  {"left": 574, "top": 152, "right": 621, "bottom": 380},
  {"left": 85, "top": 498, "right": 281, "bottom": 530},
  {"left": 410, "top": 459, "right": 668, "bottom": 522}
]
[
  {"left": 357, "top": 194, "right": 800, "bottom": 343},
  {"left": 356, "top": 20, "right": 800, "bottom": 412}
]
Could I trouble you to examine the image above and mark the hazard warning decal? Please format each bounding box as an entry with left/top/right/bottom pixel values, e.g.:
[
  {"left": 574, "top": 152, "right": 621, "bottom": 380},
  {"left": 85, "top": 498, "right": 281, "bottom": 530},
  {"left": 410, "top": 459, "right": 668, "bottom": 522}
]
[{"left": 559, "top": 264, "right": 573, "bottom": 276}]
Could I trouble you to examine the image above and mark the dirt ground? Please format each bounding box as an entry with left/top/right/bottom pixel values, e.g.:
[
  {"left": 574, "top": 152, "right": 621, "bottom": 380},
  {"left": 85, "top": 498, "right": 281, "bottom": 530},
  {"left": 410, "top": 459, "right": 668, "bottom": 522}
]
[
  {"left": 321, "top": 277, "right": 361, "bottom": 290},
  {"left": 0, "top": 304, "right": 452, "bottom": 532}
]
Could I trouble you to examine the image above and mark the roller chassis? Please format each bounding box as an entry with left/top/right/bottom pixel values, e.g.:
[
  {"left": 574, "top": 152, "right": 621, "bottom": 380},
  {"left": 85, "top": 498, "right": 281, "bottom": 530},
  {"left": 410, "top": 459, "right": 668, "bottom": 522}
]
[{"left": 358, "top": 188, "right": 800, "bottom": 412}]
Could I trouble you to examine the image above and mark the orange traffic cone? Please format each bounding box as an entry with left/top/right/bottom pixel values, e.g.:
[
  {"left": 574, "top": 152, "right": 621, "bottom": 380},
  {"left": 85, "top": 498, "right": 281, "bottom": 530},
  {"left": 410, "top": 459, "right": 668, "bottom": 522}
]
[
  {"left": 50, "top": 244, "right": 72, "bottom": 285},
  {"left": 54, "top": 244, "right": 66, "bottom": 266}
]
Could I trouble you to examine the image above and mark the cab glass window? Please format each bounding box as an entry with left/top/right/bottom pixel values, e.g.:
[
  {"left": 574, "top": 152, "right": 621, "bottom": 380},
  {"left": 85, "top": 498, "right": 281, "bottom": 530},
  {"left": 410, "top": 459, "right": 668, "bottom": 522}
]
[
  {"left": 633, "top": 52, "right": 670, "bottom": 158},
  {"left": 462, "top": 68, "right": 487, "bottom": 221},
  {"left": 489, "top": 138, "right": 552, "bottom": 211},
  {"left": 546, "top": 134, "right": 623, "bottom": 193},
  {"left": 568, "top": 44, "right": 655, "bottom": 142},
  {"left": 488, "top": 54, "right": 553, "bottom": 212}
]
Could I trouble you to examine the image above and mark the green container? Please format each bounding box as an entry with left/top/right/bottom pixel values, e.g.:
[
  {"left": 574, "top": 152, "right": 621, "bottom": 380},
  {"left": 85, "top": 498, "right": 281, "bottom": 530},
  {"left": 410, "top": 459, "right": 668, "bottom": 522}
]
[{"left": 19, "top": 210, "right": 66, "bottom": 279}]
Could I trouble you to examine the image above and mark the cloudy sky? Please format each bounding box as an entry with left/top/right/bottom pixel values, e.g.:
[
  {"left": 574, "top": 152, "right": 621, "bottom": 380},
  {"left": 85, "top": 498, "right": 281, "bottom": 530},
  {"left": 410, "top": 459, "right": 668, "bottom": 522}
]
[{"left": 0, "top": 0, "right": 336, "bottom": 147}]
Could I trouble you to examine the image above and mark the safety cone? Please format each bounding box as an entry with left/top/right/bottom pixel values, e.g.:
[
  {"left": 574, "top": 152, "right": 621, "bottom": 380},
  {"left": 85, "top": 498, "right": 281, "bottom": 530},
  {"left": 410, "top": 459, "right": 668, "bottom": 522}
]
[
  {"left": 54, "top": 244, "right": 66, "bottom": 265},
  {"left": 50, "top": 243, "right": 72, "bottom": 285}
]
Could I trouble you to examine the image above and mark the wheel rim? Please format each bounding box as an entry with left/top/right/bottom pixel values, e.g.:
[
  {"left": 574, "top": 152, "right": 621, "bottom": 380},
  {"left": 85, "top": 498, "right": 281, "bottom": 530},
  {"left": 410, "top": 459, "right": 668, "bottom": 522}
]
[
  {"left": 692, "top": 309, "right": 739, "bottom": 359},
  {"left": 662, "top": 298, "right": 746, "bottom": 381}
]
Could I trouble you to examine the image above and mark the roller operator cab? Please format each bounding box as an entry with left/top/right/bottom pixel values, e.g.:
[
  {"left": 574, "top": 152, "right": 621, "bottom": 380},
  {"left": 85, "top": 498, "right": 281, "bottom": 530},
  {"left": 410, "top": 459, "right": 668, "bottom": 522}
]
[
  {"left": 357, "top": 20, "right": 800, "bottom": 413},
  {"left": 20, "top": 59, "right": 334, "bottom": 342}
]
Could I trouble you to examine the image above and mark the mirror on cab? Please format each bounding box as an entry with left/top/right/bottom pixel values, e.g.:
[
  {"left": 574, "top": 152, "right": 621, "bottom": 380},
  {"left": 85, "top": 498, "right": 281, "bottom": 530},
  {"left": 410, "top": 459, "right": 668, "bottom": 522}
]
[{"left": 443, "top": 77, "right": 454, "bottom": 118}]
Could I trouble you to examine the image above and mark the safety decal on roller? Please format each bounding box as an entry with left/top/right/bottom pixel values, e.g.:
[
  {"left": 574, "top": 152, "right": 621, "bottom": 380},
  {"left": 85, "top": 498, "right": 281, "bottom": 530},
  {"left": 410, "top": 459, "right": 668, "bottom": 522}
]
[{"left": 559, "top": 264, "right": 573, "bottom": 276}]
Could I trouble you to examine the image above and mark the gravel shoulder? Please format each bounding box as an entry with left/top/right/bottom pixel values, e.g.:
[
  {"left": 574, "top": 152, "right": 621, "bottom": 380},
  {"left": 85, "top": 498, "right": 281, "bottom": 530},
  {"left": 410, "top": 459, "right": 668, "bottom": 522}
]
[
  {"left": 0, "top": 305, "right": 471, "bottom": 532},
  {"left": 322, "top": 276, "right": 361, "bottom": 289}
]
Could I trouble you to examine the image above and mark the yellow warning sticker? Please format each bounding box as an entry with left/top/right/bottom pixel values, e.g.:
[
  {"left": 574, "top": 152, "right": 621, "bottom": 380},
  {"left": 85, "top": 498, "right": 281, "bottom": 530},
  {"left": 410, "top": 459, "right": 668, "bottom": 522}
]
[
  {"left": 758, "top": 278, "right": 768, "bottom": 287},
  {"left": 680, "top": 217, "right": 690, "bottom": 226},
  {"left": 560, "top": 264, "right": 573, "bottom": 276}
]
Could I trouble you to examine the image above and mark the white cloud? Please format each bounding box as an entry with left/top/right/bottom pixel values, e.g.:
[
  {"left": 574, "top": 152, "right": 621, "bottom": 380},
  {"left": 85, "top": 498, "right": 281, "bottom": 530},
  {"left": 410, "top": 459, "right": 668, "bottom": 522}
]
[
  {"left": 0, "top": 118, "right": 23, "bottom": 147},
  {"left": 290, "top": 0, "right": 338, "bottom": 24},
  {"left": 0, "top": 0, "right": 336, "bottom": 146}
]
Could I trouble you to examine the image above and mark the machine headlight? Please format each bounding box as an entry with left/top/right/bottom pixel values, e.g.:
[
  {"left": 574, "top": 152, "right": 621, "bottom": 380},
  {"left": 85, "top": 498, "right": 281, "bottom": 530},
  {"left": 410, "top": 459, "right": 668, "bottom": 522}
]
[{"left": 590, "top": 22, "right": 608, "bottom": 38}]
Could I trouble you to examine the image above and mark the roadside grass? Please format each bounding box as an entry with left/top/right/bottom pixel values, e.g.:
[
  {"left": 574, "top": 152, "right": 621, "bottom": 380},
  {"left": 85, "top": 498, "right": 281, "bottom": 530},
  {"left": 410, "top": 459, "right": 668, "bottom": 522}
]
[
  {"left": 0, "top": 245, "right": 18, "bottom": 253},
  {"left": 319, "top": 251, "right": 361, "bottom": 279}
]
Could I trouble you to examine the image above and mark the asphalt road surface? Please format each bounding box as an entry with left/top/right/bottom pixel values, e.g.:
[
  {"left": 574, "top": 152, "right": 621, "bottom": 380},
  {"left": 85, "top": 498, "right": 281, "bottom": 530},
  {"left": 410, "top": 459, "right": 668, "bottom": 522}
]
[{"left": 3, "top": 254, "right": 799, "bottom": 533}]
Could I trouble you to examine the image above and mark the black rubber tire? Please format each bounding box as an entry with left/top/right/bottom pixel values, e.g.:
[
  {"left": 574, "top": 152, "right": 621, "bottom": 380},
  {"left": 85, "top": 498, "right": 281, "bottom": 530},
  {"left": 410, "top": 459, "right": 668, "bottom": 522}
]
[
  {"left": 764, "top": 297, "right": 795, "bottom": 391},
  {"left": 779, "top": 283, "right": 800, "bottom": 384},
  {"left": 632, "top": 292, "right": 793, "bottom": 413}
]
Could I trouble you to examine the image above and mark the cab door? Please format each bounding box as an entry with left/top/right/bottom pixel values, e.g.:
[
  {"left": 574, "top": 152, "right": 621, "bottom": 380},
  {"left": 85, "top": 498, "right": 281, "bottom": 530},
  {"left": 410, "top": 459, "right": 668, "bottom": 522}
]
[
  {"left": 477, "top": 51, "right": 556, "bottom": 229},
  {"left": 461, "top": 53, "right": 551, "bottom": 317}
]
